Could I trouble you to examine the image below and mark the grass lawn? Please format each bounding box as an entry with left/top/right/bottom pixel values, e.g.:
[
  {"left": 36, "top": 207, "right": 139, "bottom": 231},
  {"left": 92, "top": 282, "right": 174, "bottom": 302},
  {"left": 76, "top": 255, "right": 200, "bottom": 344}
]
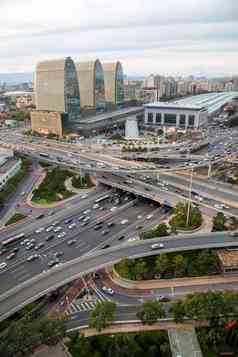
[{"left": 5, "top": 213, "right": 27, "bottom": 226}]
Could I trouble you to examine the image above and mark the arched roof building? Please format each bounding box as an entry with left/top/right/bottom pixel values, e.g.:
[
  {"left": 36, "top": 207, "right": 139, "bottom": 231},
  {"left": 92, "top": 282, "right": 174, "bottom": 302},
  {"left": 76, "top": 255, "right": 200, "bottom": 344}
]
[
  {"left": 76, "top": 59, "right": 105, "bottom": 110},
  {"left": 35, "top": 57, "right": 80, "bottom": 120},
  {"left": 102, "top": 62, "right": 124, "bottom": 106}
]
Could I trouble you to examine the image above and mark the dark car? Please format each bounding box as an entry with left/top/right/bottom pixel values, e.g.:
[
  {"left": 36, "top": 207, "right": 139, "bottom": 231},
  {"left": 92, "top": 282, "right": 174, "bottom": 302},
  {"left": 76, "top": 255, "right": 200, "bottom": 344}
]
[
  {"left": 107, "top": 222, "right": 115, "bottom": 228},
  {"left": 46, "top": 235, "right": 54, "bottom": 241},
  {"left": 64, "top": 218, "right": 73, "bottom": 224},
  {"left": 118, "top": 235, "right": 125, "bottom": 241},
  {"left": 101, "top": 244, "right": 110, "bottom": 249},
  {"left": 94, "top": 225, "right": 103, "bottom": 231}
]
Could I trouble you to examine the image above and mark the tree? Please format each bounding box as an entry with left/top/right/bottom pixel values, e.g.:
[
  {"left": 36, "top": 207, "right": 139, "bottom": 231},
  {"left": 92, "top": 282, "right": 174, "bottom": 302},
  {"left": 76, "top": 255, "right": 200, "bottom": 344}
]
[
  {"left": 134, "top": 259, "right": 148, "bottom": 280},
  {"left": 173, "top": 255, "right": 186, "bottom": 277},
  {"left": 155, "top": 254, "right": 169, "bottom": 276},
  {"left": 143, "top": 223, "right": 170, "bottom": 240},
  {"left": 212, "top": 212, "right": 227, "bottom": 231},
  {"left": 37, "top": 317, "right": 66, "bottom": 345},
  {"left": 170, "top": 299, "right": 185, "bottom": 323},
  {"left": 89, "top": 301, "right": 116, "bottom": 331},
  {"left": 137, "top": 300, "right": 165, "bottom": 325},
  {"left": 169, "top": 202, "right": 202, "bottom": 230}
]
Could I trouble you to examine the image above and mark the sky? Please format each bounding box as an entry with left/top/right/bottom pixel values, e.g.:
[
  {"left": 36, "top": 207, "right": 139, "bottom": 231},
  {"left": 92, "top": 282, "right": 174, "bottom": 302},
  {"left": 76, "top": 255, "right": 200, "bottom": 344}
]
[{"left": 1, "top": 0, "right": 238, "bottom": 76}]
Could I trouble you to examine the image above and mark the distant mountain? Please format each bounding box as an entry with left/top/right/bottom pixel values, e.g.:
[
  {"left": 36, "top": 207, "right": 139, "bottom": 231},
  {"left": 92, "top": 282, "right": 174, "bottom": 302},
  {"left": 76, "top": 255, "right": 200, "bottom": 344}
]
[{"left": 0, "top": 72, "right": 34, "bottom": 84}]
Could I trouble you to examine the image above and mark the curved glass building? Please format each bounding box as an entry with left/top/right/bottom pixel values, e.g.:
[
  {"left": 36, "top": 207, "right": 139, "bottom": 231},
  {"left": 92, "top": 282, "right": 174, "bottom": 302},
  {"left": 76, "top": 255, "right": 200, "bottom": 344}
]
[
  {"left": 76, "top": 59, "right": 105, "bottom": 111},
  {"left": 35, "top": 57, "right": 80, "bottom": 120},
  {"left": 102, "top": 61, "right": 124, "bottom": 107}
]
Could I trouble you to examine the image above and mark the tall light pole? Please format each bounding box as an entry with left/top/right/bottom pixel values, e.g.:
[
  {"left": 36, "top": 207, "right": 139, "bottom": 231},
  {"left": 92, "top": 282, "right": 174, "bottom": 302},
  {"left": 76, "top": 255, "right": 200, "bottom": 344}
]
[{"left": 186, "top": 167, "right": 194, "bottom": 227}]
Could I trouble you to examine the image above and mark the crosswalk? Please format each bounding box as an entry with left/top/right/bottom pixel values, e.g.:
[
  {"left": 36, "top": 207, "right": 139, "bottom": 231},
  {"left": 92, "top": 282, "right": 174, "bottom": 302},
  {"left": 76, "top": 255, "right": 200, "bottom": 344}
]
[{"left": 65, "top": 285, "right": 111, "bottom": 315}]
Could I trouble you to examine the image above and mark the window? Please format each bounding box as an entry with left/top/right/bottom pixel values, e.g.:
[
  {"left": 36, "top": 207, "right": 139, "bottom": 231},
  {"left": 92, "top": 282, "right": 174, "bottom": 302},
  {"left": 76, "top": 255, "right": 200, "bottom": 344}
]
[
  {"left": 156, "top": 113, "right": 161, "bottom": 124},
  {"left": 147, "top": 112, "right": 153, "bottom": 123},
  {"left": 188, "top": 115, "right": 195, "bottom": 127},
  {"left": 164, "top": 113, "right": 176, "bottom": 125},
  {"left": 179, "top": 114, "right": 186, "bottom": 126}
]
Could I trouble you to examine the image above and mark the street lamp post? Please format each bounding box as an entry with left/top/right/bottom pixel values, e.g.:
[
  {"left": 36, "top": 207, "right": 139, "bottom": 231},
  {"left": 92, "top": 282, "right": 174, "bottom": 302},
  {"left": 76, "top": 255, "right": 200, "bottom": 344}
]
[{"left": 186, "top": 167, "right": 194, "bottom": 227}]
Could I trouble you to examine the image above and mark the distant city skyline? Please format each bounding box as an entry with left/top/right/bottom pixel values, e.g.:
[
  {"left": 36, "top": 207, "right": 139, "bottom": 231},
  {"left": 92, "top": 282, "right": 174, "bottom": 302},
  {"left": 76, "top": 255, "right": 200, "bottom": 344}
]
[{"left": 1, "top": 0, "right": 238, "bottom": 76}]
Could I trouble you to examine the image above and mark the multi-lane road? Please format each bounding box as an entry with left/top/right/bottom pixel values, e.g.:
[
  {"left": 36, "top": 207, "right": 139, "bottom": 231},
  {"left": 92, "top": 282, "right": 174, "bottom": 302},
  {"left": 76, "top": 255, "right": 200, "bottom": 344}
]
[{"left": 0, "top": 231, "right": 238, "bottom": 321}]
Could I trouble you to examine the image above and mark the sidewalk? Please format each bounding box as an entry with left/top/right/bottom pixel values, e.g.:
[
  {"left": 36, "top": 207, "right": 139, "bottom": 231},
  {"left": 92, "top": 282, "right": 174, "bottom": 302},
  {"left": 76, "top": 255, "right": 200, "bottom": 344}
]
[{"left": 169, "top": 327, "right": 203, "bottom": 357}]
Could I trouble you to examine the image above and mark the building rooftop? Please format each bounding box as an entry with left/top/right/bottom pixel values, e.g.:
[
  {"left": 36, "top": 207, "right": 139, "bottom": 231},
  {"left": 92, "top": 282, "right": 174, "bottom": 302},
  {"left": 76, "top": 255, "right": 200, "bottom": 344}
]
[
  {"left": 145, "top": 91, "right": 238, "bottom": 114},
  {"left": 0, "top": 158, "right": 20, "bottom": 175},
  {"left": 79, "top": 106, "right": 143, "bottom": 124},
  {"left": 217, "top": 249, "right": 238, "bottom": 267}
]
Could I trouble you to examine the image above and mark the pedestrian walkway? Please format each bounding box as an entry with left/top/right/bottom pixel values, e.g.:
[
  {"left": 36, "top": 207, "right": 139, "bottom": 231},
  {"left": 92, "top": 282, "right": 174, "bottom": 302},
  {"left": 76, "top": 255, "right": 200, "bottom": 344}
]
[
  {"left": 168, "top": 328, "right": 203, "bottom": 357},
  {"left": 65, "top": 285, "right": 110, "bottom": 315}
]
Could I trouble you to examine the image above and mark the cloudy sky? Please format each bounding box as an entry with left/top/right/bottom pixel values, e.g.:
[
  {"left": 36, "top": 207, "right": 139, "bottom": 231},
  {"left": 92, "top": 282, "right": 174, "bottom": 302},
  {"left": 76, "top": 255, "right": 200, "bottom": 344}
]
[{"left": 1, "top": 0, "right": 238, "bottom": 76}]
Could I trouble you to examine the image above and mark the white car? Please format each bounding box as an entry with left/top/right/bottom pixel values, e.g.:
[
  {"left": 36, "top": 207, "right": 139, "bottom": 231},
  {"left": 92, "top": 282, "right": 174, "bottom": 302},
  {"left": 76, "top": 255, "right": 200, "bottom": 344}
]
[
  {"left": 102, "top": 286, "right": 115, "bottom": 296},
  {"left": 68, "top": 223, "right": 76, "bottom": 229},
  {"left": 137, "top": 215, "right": 142, "bottom": 219},
  {"left": 128, "top": 237, "right": 137, "bottom": 242},
  {"left": 93, "top": 204, "right": 100, "bottom": 209},
  {"left": 57, "top": 232, "right": 66, "bottom": 238},
  {"left": 110, "top": 206, "right": 117, "bottom": 212},
  {"left": 46, "top": 226, "right": 54, "bottom": 232},
  {"left": 54, "top": 226, "right": 62, "bottom": 233},
  {"left": 146, "top": 214, "right": 154, "bottom": 220},
  {"left": 81, "top": 194, "right": 88, "bottom": 199},
  {"left": 35, "top": 227, "right": 44, "bottom": 234},
  {"left": 121, "top": 219, "right": 129, "bottom": 225},
  {"left": 151, "top": 243, "right": 164, "bottom": 250},
  {"left": 83, "top": 209, "right": 91, "bottom": 215}
]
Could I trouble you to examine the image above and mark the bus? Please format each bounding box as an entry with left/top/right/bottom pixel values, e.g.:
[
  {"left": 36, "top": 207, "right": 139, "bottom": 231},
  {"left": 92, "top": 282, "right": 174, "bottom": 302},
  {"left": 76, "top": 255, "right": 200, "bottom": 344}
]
[
  {"left": 94, "top": 194, "right": 110, "bottom": 204},
  {"left": 1, "top": 233, "right": 25, "bottom": 247},
  {"left": 39, "top": 152, "right": 49, "bottom": 158}
]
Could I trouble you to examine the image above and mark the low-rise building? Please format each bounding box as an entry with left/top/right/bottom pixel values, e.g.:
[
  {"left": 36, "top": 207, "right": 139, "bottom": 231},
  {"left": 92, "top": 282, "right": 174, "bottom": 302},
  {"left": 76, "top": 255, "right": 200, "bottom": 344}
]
[
  {"left": 144, "top": 101, "right": 208, "bottom": 130},
  {"left": 31, "top": 111, "right": 66, "bottom": 138},
  {"left": 0, "top": 151, "right": 21, "bottom": 190}
]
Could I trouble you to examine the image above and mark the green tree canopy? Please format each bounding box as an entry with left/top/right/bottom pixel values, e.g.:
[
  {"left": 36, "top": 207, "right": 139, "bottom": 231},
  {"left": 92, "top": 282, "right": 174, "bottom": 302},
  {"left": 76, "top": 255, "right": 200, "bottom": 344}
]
[
  {"left": 89, "top": 301, "right": 116, "bottom": 332},
  {"left": 137, "top": 300, "right": 165, "bottom": 325}
]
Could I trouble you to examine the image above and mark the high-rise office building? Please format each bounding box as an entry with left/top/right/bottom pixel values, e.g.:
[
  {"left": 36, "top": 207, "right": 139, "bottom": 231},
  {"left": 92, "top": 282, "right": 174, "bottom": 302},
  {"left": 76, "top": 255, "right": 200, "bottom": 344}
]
[
  {"left": 102, "top": 62, "right": 124, "bottom": 106},
  {"left": 35, "top": 57, "right": 80, "bottom": 120},
  {"left": 76, "top": 59, "right": 105, "bottom": 111}
]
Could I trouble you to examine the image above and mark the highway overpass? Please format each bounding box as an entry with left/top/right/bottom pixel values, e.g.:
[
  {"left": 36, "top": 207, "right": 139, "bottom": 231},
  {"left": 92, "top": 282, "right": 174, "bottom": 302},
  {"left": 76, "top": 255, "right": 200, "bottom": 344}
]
[{"left": 0, "top": 231, "right": 238, "bottom": 322}]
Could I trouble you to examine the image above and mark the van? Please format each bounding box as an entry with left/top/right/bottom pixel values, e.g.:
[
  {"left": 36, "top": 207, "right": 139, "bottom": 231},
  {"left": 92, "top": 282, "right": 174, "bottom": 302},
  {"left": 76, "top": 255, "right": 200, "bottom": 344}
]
[{"left": 0, "top": 262, "right": 7, "bottom": 270}]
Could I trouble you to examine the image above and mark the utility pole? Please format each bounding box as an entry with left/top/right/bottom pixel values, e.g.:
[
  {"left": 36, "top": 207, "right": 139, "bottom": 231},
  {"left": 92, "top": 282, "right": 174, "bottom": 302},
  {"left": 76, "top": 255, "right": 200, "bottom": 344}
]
[{"left": 186, "top": 168, "right": 193, "bottom": 227}]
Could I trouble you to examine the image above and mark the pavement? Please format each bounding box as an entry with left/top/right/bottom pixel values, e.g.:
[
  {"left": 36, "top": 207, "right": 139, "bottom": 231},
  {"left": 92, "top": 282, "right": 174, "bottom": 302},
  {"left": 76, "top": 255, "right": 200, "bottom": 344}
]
[
  {"left": 30, "top": 343, "right": 72, "bottom": 357},
  {"left": 168, "top": 328, "right": 203, "bottom": 357}
]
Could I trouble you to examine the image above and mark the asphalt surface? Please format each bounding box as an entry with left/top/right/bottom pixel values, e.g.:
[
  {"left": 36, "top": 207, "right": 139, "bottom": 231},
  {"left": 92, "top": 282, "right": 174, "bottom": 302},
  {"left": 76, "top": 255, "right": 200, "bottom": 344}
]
[{"left": 0, "top": 231, "right": 238, "bottom": 321}]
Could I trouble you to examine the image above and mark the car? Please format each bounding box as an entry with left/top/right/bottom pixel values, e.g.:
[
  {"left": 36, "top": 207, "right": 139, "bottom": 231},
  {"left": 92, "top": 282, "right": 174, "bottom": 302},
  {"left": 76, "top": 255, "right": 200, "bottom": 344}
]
[
  {"left": 27, "top": 254, "right": 39, "bottom": 262},
  {"left": 57, "top": 232, "right": 66, "bottom": 238},
  {"left": 81, "top": 221, "right": 89, "bottom": 226},
  {"left": 83, "top": 216, "right": 90, "bottom": 222},
  {"left": 81, "top": 194, "right": 88, "bottom": 199},
  {"left": 36, "top": 214, "right": 45, "bottom": 220},
  {"left": 94, "top": 225, "right": 103, "bottom": 231},
  {"left": 54, "top": 251, "right": 64, "bottom": 258},
  {"left": 0, "top": 262, "right": 7, "bottom": 270},
  {"left": 46, "top": 235, "right": 54, "bottom": 241},
  {"left": 46, "top": 226, "right": 54, "bottom": 232},
  {"left": 12, "top": 247, "right": 19, "bottom": 253},
  {"left": 35, "top": 242, "right": 44, "bottom": 250},
  {"left": 68, "top": 223, "right": 76, "bottom": 229},
  {"left": 157, "top": 295, "right": 170, "bottom": 302},
  {"left": 54, "top": 226, "right": 62, "bottom": 233},
  {"left": 146, "top": 214, "right": 154, "bottom": 220},
  {"left": 110, "top": 206, "right": 117, "bottom": 212},
  {"left": 101, "top": 244, "right": 110, "bottom": 249},
  {"left": 83, "top": 209, "right": 91, "bottom": 215},
  {"left": 52, "top": 221, "right": 60, "bottom": 226},
  {"left": 107, "top": 222, "right": 115, "bottom": 228},
  {"left": 136, "top": 225, "right": 143, "bottom": 230},
  {"left": 102, "top": 286, "right": 115, "bottom": 296},
  {"left": 35, "top": 227, "right": 44, "bottom": 234},
  {"left": 20, "top": 239, "right": 29, "bottom": 246},
  {"left": 118, "top": 235, "right": 125, "bottom": 241},
  {"left": 99, "top": 206, "right": 105, "bottom": 211},
  {"left": 137, "top": 215, "right": 142, "bottom": 219},
  {"left": 121, "top": 219, "right": 129, "bottom": 225},
  {"left": 101, "top": 229, "right": 110, "bottom": 235},
  {"left": 78, "top": 215, "right": 86, "bottom": 221},
  {"left": 48, "top": 259, "right": 59, "bottom": 268},
  {"left": 67, "top": 239, "right": 76, "bottom": 246},
  {"left": 21, "top": 191, "right": 25, "bottom": 196},
  {"left": 26, "top": 243, "right": 35, "bottom": 250},
  {"left": 230, "top": 231, "right": 238, "bottom": 237},
  {"left": 151, "top": 243, "right": 164, "bottom": 250},
  {"left": 93, "top": 204, "right": 100, "bottom": 209},
  {"left": 6, "top": 253, "right": 16, "bottom": 260},
  {"left": 64, "top": 218, "right": 73, "bottom": 224}
]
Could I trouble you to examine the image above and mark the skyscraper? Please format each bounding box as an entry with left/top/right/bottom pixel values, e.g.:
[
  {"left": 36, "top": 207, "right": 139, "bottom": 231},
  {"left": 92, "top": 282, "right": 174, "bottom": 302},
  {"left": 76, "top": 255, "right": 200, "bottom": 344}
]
[
  {"left": 35, "top": 57, "right": 80, "bottom": 120},
  {"left": 102, "top": 62, "right": 124, "bottom": 107}
]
